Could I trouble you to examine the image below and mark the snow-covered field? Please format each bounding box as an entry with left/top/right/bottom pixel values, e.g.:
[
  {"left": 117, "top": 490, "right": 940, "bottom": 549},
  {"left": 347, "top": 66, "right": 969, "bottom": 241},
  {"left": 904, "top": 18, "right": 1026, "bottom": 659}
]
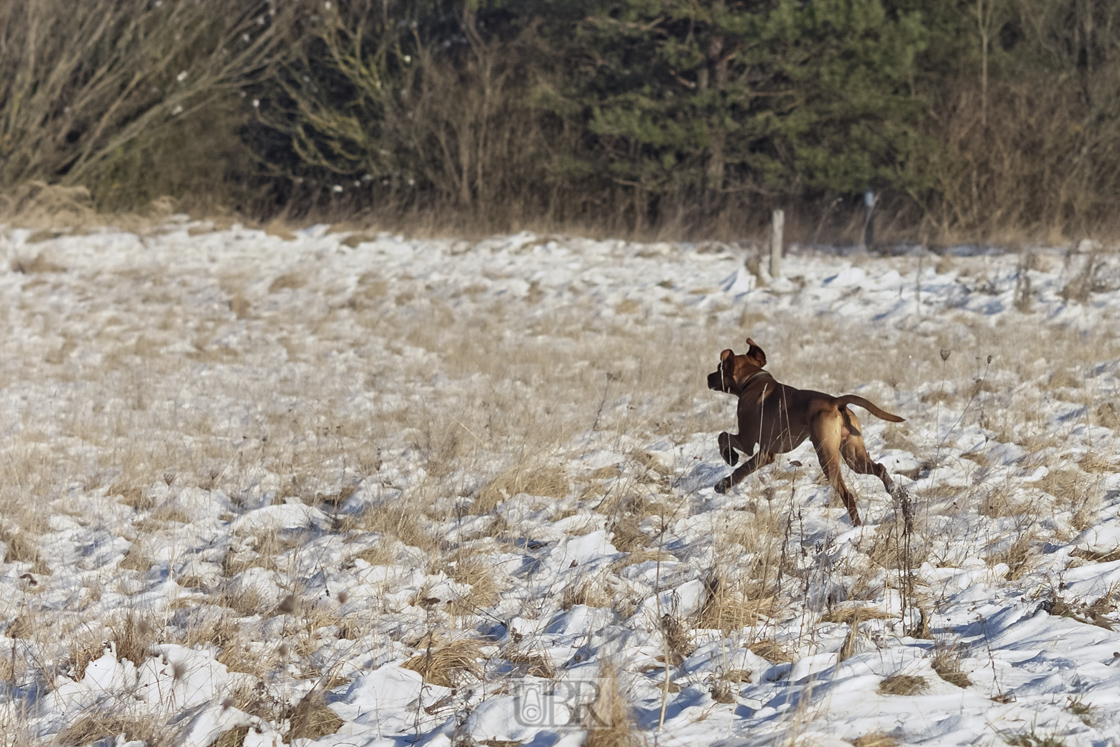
[{"left": 2, "top": 218, "right": 1120, "bottom": 747}]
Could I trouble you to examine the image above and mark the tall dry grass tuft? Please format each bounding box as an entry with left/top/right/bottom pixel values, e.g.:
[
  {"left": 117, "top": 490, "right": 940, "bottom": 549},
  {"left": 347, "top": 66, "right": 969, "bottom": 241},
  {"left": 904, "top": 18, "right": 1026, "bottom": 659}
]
[
  {"left": 287, "top": 690, "right": 344, "bottom": 741},
  {"left": 0, "top": 524, "right": 50, "bottom": 576},
  {"left": 446, "top": 554, "right": 501, "bottom": 615},
  {"left": 54, "top": 709, "right": 173, "bottom": 747},
  {"left": 986, "top": 531, "right": 1037, "bottom": 582},
  {"left": 350, "top": 503, "right": 437, "bottom": 555},
  {"left": 473, "top": 461, "right": 569, "bottom": 515},
  {"left": 109, "top": 613, "right": 161, "bottom": 668},
  {"left": 401, "top": 635, "right": 485, "bottom": 688},
  {"left": 695, "top": 570, "right": 777, "bottom": 633},
  {"left": 583, "top": 661, "right": 642, "bottom": 747},
  {"left": 930, "top": 638, "right": 972, "bottom": 688}
]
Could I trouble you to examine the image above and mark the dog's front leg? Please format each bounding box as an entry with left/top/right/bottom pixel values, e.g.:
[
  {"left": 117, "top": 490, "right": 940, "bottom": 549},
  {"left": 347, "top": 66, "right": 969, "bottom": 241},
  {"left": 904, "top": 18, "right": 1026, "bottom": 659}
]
[
  {"left": 714, "top": 450, "right": 776, "bottom": 494},
  {"left": 718, "top": 430, "right": 757, "bottom": 467},
  {"left": 718, "top": 431, "right": 738, "bottom": 466}
]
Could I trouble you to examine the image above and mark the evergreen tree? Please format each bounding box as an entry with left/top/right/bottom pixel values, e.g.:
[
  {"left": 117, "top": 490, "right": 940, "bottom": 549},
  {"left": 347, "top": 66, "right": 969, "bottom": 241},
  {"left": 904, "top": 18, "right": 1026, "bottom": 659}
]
[{"left": 542, "top": 0, "right": 930, "bottom": 213}]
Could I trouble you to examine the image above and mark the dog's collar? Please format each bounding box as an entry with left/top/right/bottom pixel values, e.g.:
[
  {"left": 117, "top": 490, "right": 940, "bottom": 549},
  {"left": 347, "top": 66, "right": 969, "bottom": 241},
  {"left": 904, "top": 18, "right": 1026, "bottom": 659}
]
[{"left": 743, "top": 370, "right": 772, "bottom": 387}]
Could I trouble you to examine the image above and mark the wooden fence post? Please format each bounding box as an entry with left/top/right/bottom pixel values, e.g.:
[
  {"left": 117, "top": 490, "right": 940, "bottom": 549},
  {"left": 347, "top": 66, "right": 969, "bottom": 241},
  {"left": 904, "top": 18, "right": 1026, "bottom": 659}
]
[{"left": 770, "top": 209, "right": 784, "bottom": 278}]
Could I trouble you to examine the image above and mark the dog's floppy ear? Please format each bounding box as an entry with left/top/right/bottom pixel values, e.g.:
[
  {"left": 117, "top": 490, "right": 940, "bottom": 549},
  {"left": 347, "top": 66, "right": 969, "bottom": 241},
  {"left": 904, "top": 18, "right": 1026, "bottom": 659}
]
[
  {"left": 720, "top": 348, "right": 735, "bottom": 362},
  {"left": 744, "top": 338, "right": 767, "bottom": 367}
]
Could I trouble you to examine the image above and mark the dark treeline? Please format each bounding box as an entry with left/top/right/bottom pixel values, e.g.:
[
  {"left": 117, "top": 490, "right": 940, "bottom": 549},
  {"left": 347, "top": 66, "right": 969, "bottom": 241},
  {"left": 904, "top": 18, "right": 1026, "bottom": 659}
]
[{"left": 2, "top": 0, "right": 1119, "bottom": 242}]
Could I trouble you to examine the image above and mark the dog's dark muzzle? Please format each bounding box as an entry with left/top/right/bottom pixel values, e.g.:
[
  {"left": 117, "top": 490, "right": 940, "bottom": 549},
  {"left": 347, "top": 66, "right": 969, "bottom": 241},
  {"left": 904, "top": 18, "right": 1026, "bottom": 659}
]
[{"left": 707, "top": 369, "right": 727, "bottom": 392}]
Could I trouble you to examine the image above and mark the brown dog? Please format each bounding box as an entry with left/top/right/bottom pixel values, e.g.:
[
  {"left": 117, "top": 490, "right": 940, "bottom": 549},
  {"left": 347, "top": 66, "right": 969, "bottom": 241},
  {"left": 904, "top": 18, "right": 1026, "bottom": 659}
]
[{"left": 707, "top": 338, "right": 904, "bottom": 525}]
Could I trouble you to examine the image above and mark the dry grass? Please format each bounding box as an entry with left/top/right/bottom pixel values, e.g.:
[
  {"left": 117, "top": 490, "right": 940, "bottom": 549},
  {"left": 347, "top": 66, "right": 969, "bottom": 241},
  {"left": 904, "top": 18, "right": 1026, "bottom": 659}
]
[
  {"left": 986, "top": 532, "right": 1037, "bottom": 581},
  {"left": 287, "top": 690, "right": 343, "bottom": 741},
  {"left": 109, "top": 613, "right": 161, "bottom": 667},
  {"left": 178, "top": 611, "right": 241, "bottom": 651},
  {"left": 118, "top": 544, "right": 152, "bottom": 573},
  {"left": 473, "top": 462, "right": 569, "bottom": 514},
  {"left": 54, "top": 709, "right": 171, "bottom": 747},
  {"left": 878, "top": 674, "right": 929, "bottom": 696},
  {"left": 695, "top": 571, "right": 776, "bottom": 633},
  {"left": 583, "top": 661, "right": 641, "bottom": 747},
  {"left": 1043, "top": 589, "right": 1116, "bottom": 631},
  {"left": 63, "top": 631, "right": 110, "bottom": 683},
  {"left": 268, "top": 273, "right": 306, "bottom": 293},
  {"left": 657, "top": 613, "right": 695, "bottom": 667},
  {"left": 446, "top": 555, "right": 502, "bottom": 614},
  {"left": 978, "top": 487, "right": 1023, "bottom": 519},
  {"left": 1002, "top": 728, "right": 1069, "bottom": 747},
  {"left": 401, "top": 636, "right": 485, "bottom": 688},
  {"left": 820, "top": 605, "right": 892, "bottom": 625},
  {"left": 606, "top": 514, "right": 651, "bottom": 552},
  {"left": 0, "top": 184, "right": 97, "bottom": 229},
  {"left": 213, "top": 726, "right": 251, "bottom": 747},
  {"left": 2, "top": 227, "right": 1118, "bottom": 744},
  {"left": 750, "top": 639, "right": 794, "bottom": 664},
  {"left": 1071, "top": 547, "right": 1120, "bottom": 564},
  {"left": 501, "top": 645, "right": 555, "bottom": 678},
  {"left": 1034, "top": 469, "right": 1088, "bottom": 505},
  {"left": 1066, "top": 695, "right": 1095, "bottom": 727},
  {"left": 350, "top": 504, "right": 437, "bottom": 554},
  {"left": 864, "top": 516, "right": 927, "bottom": 576},
  {"left": 930, "top": 639, "right": 972, "bottom": 688},
  {"left": 849, "top": 734, "right": 899, "bottom": 747},
  {"left": 0, "top": 525, "right": 50, "bottom": 575},
  {"left": 562, "top": 575, "right": 615, "bottom": 611}
]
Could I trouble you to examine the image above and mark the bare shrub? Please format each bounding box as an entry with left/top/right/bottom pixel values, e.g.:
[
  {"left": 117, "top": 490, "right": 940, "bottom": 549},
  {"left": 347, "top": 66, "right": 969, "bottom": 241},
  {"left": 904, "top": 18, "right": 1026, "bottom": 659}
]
[
  {"left": 0, "top": 1, "right": 291, "bottom": 209},
  {"left": 259, "top": 1, "right": 570, "bottom": 230}
]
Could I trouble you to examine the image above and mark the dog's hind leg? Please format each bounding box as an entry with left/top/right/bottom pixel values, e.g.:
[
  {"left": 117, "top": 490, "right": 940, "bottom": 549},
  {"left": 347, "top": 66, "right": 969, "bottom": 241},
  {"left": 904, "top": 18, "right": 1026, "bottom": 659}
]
[
  {"left": 813, "top": 433, "right": 862, "bottom": 526},
  {"left": 714, "top": 450, "right": 775, "bottom": 494},
  {"left": 839, "top": 410, "right": 893, "bottom": 492}
]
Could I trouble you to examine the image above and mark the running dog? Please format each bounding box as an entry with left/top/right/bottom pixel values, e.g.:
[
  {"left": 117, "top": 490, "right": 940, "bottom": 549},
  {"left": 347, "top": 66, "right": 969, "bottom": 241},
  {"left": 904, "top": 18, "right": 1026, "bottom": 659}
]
[{"left": 707, "top": 338, "right": 904, "bottom": 525}]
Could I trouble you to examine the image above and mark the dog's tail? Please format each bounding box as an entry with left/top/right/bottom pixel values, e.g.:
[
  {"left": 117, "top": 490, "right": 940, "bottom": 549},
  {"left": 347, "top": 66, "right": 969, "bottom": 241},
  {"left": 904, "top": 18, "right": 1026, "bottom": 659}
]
[{"left": 836, "top": 395, "right": 905, "bottom": 423}]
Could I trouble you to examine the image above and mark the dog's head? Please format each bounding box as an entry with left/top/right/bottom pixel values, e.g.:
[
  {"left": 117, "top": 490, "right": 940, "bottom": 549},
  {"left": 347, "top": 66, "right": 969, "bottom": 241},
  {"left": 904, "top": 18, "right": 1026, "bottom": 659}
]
[{"left": 707, "top": 338, "right": 768, "bottom": 395}]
